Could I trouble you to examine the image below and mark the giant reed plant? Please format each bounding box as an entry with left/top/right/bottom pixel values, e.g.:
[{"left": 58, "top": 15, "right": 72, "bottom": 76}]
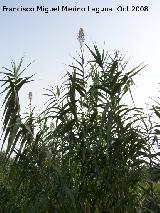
[{"left": 0, "top": 45, "right": 158, "bottom": 212}]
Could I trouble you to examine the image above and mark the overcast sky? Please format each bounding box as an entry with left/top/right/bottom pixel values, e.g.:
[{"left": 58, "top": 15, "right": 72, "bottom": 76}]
[{"left": 0, "top": 0, "right": 159, "bottom": 111}]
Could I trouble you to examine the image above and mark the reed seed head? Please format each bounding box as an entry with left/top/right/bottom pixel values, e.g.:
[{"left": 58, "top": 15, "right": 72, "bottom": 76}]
[
  {"left": 28, "top": 92, "right": 32, "bottom": 102},
  {"left": 77, "top": 27, "right": 85, "bottom": 48}
]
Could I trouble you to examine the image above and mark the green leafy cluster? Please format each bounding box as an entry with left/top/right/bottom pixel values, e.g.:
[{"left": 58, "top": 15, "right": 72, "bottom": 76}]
[{"left": 0, "top": 45, "right": 160, "bottom": 212}]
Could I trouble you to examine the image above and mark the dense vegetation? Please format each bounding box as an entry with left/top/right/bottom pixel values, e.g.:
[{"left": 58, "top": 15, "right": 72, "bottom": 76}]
[{"left": 0, "top": 42, "right": 160, "bottom": 212}]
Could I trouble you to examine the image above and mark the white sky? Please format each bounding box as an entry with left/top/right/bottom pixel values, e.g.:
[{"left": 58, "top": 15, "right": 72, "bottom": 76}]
[{"left": 0, "top": 0, "right": 159, "bottom": 112}]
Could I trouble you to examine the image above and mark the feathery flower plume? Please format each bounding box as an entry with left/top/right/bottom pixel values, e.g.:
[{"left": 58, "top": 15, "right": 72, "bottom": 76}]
[
  {"left": 28, "top": 91, "right": 32, "bottom": 113},
  {"left": 77, "top": 27, "right": 85, "bottom": 48}
]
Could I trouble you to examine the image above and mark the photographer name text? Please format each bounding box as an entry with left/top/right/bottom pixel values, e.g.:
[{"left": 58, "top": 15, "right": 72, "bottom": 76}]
[{"left": 1, "top": 5, "right": 149, "bottom": 14}]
